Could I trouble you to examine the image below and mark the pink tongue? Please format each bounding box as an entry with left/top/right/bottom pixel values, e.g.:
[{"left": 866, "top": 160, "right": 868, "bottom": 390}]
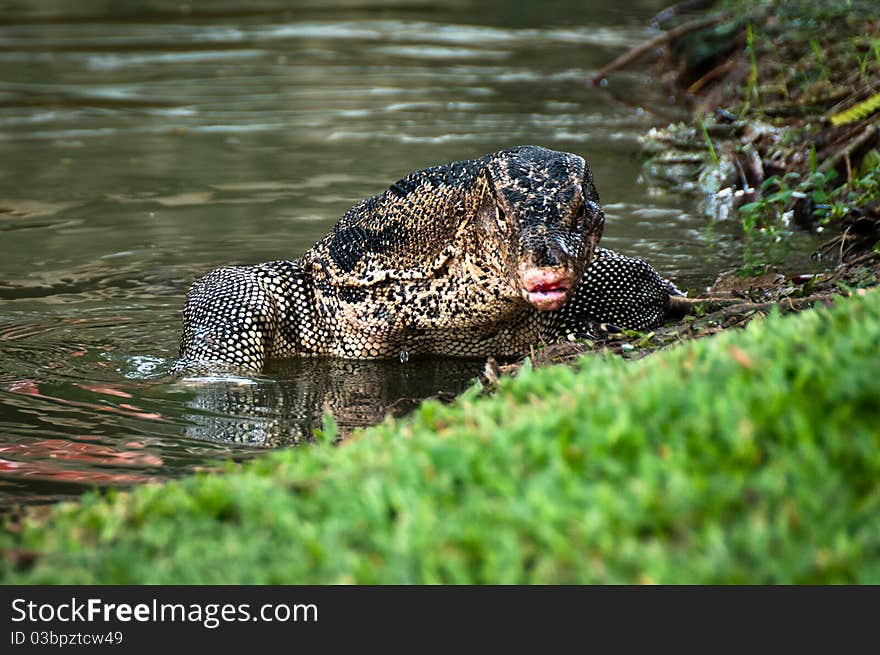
[{"left": 532, "top": 283, "right": 563, "bottom": 292}]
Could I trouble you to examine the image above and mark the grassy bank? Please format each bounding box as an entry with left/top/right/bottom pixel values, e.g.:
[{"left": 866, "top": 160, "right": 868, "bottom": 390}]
[
  {"left": 633, "top": 0, "right": 880, "bottom": 270},
  {"left": 3, "top": 287, "right": 879, "bottom": 584}
]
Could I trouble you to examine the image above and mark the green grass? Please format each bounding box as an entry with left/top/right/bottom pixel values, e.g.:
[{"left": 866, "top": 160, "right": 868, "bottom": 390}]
[{"left": 3, "top": 289, "right": 880, "bottom": 584}]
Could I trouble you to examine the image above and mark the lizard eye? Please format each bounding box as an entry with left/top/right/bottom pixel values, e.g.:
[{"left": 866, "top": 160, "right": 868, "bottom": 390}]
[{"left": 572, "top": 203, "right": 586, "bottom": 227}]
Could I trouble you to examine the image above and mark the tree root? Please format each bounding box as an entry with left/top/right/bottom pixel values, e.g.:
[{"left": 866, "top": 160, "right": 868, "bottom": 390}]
[{"left": 591, "top": 14, "right": 727, "bottom": 86}]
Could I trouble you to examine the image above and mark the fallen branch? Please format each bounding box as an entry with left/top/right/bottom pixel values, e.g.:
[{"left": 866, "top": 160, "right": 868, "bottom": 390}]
[
  {"left": 819, "top": 123, "right": 879, "bottom": 173},
  {"left": 686, "top": 59, "right": 737, "bottom": 95},
  {"left": 591, "top": 15, "right": 728, "bottom": 87},
  {"left": 700, "top": 293, "right": 836, "bottom": 321},
  {"left": 668, "top": 295, "right": 742, "bottom": 317},
  {"left": 828, "top": 249, "right": 880, "bottom": 276}
]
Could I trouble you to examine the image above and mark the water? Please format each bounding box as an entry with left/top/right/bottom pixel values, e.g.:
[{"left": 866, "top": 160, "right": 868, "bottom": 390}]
[{"left": 0, "top": 0, "right": 817, "bottom": 508}]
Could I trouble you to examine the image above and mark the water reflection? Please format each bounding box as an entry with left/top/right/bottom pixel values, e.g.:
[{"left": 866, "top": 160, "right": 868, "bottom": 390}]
[
  {"left": 0, "top": 352, "right": 482, "bottom": 508},
  {"left": 179, "top": 357, "right": 483, "bottom": 446}
]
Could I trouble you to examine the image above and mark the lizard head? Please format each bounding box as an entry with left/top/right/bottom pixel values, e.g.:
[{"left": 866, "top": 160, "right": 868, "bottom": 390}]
[{"left": 477, "top": 146, "right": 605, "bottom": 311}]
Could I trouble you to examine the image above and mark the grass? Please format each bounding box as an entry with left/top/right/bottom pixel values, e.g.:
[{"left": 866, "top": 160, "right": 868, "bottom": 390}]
[
  {"left": 745, "top": 22, "right": 762, "bottom": 114},
  {"left": 2, "top": 287, "right": 880, "bottom": 584}
]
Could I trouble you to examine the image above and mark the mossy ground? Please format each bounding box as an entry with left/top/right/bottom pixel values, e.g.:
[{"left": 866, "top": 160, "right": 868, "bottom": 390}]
[{"left": 3, "top": 287, "right": 879, "bottom": 584}]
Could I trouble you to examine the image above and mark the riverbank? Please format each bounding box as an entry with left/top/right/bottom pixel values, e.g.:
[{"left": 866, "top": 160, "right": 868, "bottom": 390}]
[
  {"left": 3, "top": 285, "right": 878, "bottom": 583},
  {"left": 3, "top": 0, "right": 879, "bottom": 583},
  {"left": 639, "top": 0, "right": 880, "bottom": 263},
  {"left": 548, "top": 0, "right": 880, "bottom": 366}
]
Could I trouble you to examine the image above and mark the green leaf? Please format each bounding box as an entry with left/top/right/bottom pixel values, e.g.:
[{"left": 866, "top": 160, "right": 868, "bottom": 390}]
[{"left": 829, "top": 92, "right": 880, "bottom": 126}]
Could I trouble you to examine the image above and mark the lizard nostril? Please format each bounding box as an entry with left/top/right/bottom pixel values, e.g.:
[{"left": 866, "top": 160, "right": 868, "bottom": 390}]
[{"left": 522, "top": 242, "right": 565, "bottom": 269}]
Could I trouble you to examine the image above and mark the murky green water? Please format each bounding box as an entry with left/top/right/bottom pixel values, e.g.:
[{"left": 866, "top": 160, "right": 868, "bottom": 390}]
[{"left": 0, "top": 0, "right": 817, "bottom": 508}]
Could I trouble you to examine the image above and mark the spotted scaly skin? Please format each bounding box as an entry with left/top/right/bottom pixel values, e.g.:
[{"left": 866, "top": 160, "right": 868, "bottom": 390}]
[
  {"left": 176, "top": 145, "right": 679, "bottom": 373},
  {"left": 540, "top": 247, "right": 682, "bottom": 340}
]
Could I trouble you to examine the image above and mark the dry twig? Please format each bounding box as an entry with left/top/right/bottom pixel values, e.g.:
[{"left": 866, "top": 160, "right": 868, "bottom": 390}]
[{"left": 591, "top": 15, "right": 727, "bottom": 86}]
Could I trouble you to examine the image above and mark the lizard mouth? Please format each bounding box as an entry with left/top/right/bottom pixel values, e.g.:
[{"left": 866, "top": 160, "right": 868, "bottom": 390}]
[
  {"left": 525, "top": 284, "right": 571, "bottom": 310},
  {"left": 519, "top": 268, "right": 575, "bottom": 311}
]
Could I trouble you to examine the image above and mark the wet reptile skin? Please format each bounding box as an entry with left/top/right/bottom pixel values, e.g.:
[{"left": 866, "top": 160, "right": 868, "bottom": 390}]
[{"left": 175, "top": 145, "right": 680, "bottom": 373}]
